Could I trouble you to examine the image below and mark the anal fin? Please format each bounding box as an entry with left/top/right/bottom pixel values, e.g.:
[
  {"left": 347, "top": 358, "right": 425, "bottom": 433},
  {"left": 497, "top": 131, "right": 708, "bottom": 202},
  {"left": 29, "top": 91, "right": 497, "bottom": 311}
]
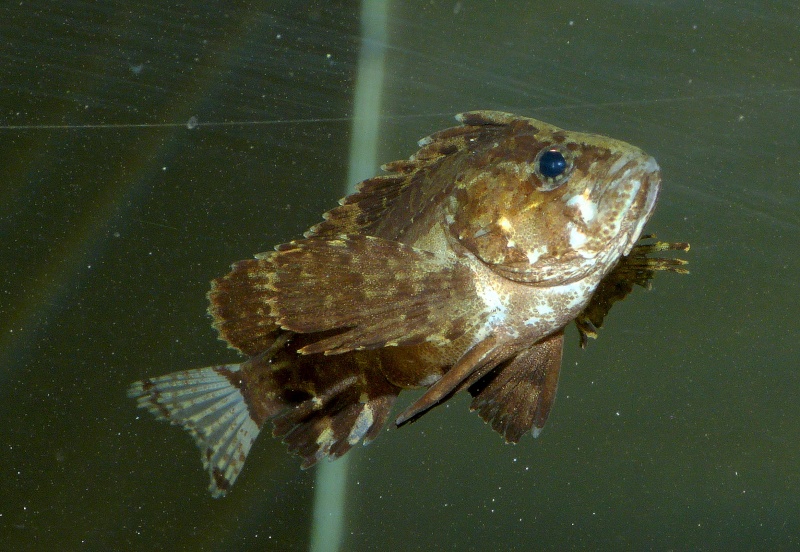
[{"left": 266, "top": 340, "right": 400, "bottom": 468}]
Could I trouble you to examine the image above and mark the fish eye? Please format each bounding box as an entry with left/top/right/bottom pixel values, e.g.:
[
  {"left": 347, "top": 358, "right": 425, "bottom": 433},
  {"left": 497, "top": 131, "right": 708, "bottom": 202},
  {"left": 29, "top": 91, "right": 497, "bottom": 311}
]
[
  {"left": 538, "top": 149, "right": 567, "bottom": 178},
  {"left": 534, "top": 146, "right": 573, "bottom": 190}
]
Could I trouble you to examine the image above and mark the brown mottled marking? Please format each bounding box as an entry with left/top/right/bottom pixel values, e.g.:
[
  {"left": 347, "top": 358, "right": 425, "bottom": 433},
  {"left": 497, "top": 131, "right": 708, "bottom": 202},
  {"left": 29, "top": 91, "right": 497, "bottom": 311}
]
[{"left": 128, "top": 111, "right": 688, "bottom": 497}]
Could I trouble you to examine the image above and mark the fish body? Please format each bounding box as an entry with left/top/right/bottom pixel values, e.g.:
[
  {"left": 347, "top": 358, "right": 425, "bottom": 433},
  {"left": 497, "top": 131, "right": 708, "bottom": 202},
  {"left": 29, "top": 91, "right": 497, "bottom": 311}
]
[{"left": 129, "top": 111, "right": 687, "bottom": 497}]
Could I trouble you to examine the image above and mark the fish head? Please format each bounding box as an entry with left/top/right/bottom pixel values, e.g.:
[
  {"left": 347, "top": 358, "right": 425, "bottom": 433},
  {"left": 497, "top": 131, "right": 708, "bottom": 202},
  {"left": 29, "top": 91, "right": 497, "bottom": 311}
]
[{"left": 446, "top": 116, "right": 660, "bottom": 285}]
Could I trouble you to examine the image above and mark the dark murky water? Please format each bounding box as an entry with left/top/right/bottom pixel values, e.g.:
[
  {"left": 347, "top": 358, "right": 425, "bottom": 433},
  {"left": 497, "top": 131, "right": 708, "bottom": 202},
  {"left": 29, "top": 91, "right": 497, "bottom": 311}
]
[{"left": 1, "top": 1, "right": 798, "bottom": 550}]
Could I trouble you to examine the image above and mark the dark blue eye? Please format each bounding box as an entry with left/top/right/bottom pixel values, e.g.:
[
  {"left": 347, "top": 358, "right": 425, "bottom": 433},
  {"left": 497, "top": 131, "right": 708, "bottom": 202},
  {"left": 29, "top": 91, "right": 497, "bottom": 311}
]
[{"left": 538, "top": 149, "right": 567, "bottom": 178}]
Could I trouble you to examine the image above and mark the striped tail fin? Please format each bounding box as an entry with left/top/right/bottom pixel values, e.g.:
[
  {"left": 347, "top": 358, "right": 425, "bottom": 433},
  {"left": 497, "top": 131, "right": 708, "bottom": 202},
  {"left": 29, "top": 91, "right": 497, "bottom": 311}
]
[
  {"left": 128, "top": 338, "right": 401, "bottom": 497},
  {"left": 128, "top": 364, "right": 261, "bottom": 498}
]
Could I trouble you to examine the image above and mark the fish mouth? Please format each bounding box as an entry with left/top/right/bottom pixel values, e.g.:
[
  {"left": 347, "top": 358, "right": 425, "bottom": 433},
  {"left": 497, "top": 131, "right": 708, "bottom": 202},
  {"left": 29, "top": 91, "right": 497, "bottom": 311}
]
[
  {"left": 588, "top": 151, "right": 660, "bottom": 256},
  {"left": 629, "top": 156, "right": 661, "bottom": 248}
]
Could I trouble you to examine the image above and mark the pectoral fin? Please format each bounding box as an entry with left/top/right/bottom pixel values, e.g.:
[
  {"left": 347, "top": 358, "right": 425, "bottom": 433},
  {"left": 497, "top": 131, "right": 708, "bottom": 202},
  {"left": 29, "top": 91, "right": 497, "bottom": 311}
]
[
  {"left": 468, "top": 330, "right": 564, "bottom": 443},
  {"left": 212, "top": 235, "right": 486, "bottom": 356},
  {"left": 575, "top": 237, "right": 689, "bottom": 347}
]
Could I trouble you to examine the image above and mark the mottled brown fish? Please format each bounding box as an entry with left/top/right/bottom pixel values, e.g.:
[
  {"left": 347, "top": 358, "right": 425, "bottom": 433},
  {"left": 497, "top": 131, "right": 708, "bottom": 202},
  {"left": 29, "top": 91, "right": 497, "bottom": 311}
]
[{"left": 128, "top": 111, "right": 688, "bottom": 497}]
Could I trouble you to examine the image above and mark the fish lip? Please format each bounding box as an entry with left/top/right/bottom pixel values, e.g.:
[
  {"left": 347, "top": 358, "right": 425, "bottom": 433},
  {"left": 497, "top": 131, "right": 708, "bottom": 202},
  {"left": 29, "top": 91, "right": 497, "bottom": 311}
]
[
  {"left": 621, "top": 155, "right": 660, "bottom": 255},
  {"left": 591, "top": 152, "right": 661, "bottom": 256}
]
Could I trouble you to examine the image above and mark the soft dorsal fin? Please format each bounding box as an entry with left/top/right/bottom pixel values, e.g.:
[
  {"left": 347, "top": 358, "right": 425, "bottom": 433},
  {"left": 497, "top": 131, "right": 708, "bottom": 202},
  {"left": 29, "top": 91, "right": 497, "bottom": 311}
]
[{"left": 208, "top": 266, "right": 282, "bottom": 357}]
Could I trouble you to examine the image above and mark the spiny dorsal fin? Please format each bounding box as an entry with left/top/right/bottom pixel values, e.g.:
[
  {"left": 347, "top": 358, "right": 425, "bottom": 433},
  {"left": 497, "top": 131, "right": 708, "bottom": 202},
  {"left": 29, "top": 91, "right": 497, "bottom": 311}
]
[{"left": 306, "top": 113, "right": 511, "bottom": 242}]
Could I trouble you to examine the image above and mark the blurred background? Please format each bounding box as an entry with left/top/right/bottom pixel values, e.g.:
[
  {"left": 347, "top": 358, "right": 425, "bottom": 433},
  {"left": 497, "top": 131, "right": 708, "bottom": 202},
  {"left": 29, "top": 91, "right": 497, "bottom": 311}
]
[{"left": 1, "top": 1, "right": 798, "bottom": 550}]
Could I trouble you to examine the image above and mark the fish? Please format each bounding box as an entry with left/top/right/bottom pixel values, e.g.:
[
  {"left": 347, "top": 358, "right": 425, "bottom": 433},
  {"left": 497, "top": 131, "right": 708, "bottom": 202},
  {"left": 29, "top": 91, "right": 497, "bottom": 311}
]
[{"left": 128, "top": 110, "right": 689, "bottom": 497}]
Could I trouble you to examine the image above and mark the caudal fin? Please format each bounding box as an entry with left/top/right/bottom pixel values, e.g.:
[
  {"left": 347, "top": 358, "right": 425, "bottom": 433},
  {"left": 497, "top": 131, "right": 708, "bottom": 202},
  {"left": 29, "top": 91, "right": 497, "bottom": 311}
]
[{"left": 127, "top": 364, "right": 260, "bottom": 498}]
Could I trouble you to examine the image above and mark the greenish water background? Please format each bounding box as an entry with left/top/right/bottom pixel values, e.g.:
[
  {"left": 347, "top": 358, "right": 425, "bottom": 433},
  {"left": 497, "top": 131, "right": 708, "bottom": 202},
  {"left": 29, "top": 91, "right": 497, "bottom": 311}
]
[{"left": 1, "top": 1, "right": 798, "bottom": 550}]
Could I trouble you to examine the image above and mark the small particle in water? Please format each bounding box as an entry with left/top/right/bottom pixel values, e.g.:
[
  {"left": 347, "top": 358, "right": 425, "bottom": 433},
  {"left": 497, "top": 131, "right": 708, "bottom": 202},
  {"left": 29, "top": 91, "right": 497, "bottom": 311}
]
[
  {"left": 187, "top": 116, "right": 199, "bottom": 130},
  {"left": 453, "top": 1, "right": 462, "bottom": 14},
  {"left": 130, "top": 63, "right": 144, "bottom": 75}
]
